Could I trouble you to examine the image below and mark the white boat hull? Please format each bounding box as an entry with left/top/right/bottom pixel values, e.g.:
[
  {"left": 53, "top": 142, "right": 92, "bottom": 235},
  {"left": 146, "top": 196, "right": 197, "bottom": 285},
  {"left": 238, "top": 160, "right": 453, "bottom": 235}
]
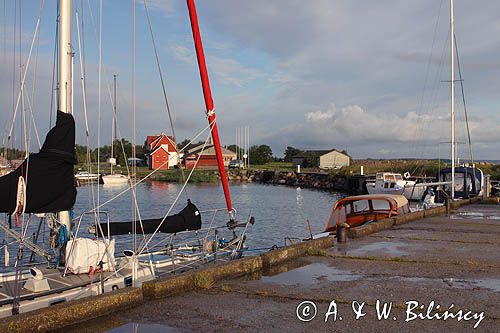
[
  {"left": 102, "top": 174, "right": 129, "bottom": 185},
  {"left": 402, "top": 182, "right": 426, "bottom": 201},
  {"left": 366, "top": 185, "right": 404, "bottom": 196}
]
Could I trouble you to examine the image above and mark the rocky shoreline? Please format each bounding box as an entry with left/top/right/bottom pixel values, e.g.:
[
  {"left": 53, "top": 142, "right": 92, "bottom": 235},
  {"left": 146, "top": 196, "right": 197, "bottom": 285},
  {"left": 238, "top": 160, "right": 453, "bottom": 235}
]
[{"left": 228, "top": 169, "right": 366, "bottom": 194}]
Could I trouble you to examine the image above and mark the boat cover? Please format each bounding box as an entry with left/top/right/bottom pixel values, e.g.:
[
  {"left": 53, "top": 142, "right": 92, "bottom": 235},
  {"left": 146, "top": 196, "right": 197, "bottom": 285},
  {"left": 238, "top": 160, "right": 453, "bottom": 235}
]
[
  {"left": 96, "top": 199, "right": 202, "bottom": 236},
  {"left": 65, "top": 238, "right": 116, "bottom": 274},
  {"left": 0, "top": 111, "right": 77, "bottom": 213}
]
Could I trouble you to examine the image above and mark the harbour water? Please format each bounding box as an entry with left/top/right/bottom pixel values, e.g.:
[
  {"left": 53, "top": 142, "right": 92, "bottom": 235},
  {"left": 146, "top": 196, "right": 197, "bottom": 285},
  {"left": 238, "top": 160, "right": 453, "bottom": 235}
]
[
  {"left": 74, "top": 181, "right": 342, "bottom": 250},
  {"left": 1, "top": 181, "right": 342, "bottom": 267}
]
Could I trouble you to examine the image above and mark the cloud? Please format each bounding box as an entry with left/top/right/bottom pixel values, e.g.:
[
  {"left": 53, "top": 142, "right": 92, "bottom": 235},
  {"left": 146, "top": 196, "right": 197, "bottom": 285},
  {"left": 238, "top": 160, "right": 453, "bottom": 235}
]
[
  {"left": 265, "top": 103, "right": 500, "bottom": 158},
  {"left": 169, "top": 44, "right": 262, "bottom": 87},
  {"left": 142, "top": 0, "right": 176, "bottom": 16}
]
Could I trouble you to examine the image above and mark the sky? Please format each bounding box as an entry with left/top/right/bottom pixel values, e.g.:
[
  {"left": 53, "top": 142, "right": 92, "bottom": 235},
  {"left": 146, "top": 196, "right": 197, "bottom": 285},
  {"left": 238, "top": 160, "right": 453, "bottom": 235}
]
[{"left": 1, "top": 0, "right": 500, "bottom": 160}]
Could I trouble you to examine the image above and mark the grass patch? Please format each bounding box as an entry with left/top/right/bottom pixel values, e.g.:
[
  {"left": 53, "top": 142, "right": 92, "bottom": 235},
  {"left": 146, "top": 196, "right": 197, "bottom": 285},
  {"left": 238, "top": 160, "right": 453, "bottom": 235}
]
[{"left": 191, "top": 272, "right": 215, "bottom": 289}]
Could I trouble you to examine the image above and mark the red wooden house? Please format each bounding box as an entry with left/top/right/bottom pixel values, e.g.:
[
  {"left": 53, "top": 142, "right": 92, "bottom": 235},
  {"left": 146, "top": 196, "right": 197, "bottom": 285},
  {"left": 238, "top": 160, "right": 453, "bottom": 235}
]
[{"left": 147, "top": 134, "right": 178, "bottom": 170}]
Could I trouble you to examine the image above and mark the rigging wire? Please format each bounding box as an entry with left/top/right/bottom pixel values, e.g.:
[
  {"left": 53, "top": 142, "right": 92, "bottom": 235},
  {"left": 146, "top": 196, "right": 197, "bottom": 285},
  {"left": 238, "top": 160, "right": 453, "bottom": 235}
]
[
  {"left": 3, "top": 5, "right": 44, "bottom": 150},
  {"left": 453, "top": 33, "right": 473, "bottom": 164},
  {"left": 137, "top": 125, "right": 214, "bottom": 256},
  {"left": 49, "top": 0, "right": 58, "bottom": 129},
  {"left": 410, "top": 0, "right": 445, "bottom": 156},
  {"left": 143, "top": 0, "right": 187, "bottom": 187}
]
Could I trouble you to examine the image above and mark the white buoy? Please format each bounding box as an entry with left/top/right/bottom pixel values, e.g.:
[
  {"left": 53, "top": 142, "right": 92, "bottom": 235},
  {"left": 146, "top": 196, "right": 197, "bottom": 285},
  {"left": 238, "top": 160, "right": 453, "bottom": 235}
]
[
  {"left": 360, "top": 165, "right": 364, "bottom": 175},
  {"left": 297, "top": 165, "right": 301, "bottom": 173}
]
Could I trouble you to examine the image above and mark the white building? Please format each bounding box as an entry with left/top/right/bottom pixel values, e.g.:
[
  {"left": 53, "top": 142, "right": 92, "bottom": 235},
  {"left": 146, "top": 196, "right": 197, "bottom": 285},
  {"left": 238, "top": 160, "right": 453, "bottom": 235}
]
[{"left": 292, "top": 149, "right": 350, "bottom": 169}]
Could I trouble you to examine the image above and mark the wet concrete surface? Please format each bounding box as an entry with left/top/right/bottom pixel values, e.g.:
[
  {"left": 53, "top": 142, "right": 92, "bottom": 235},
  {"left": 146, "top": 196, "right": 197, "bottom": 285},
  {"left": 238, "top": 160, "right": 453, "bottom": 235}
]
[{"left": 69, "top": 203, "right": 500, "bottom": 333}]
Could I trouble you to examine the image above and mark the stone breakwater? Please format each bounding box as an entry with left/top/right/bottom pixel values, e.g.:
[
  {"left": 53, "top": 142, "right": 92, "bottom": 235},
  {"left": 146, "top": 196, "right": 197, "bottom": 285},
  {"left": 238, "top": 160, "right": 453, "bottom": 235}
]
[{"left": 229, "top": 169, "right": 366, "bottom": 194}]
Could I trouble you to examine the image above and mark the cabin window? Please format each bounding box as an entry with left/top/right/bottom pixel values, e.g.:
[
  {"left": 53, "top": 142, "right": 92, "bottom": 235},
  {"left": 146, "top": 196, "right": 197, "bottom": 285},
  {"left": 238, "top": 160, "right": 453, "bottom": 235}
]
[
  {"left": 353, "top": 200, "right": 370, "bottom": 213},
  {"left": 444, "top": 173, "right": 465, "bottom": 192},
  {"left": 371, "top": 199, "right": 391, "bottom": 211},
  {"left": 395, "top": 175, "right": 403, "bottom": 181},
  {"left": 384, "top": 183, "right": 389, "bottom": 188},
  {"left": 390, "top": 183, "right": 395, "bottom": 188}
]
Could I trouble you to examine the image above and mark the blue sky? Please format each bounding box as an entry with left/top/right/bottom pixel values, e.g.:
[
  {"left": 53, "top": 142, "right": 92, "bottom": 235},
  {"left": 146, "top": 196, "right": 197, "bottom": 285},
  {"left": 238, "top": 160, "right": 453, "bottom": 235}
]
[{"left": 1, "top": 0, "right": 500, "bottom": 160}]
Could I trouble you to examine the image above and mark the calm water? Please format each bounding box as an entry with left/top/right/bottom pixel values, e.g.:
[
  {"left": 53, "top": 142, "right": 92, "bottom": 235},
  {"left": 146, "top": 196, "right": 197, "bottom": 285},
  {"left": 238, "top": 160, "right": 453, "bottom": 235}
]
[
  {"left": 0, "top": 182, "right": 342, "bottom": 266},
  {"left": 74, "top": 181, "right": 342, "bottom": 250}
]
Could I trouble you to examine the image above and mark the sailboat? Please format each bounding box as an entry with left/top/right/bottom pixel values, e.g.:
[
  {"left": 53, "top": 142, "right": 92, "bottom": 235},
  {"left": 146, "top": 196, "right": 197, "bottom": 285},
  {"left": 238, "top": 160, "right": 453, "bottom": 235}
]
[
  {"left": 102, "top": 75, "right": 129, "bottom": 185},
  {"left": 369, "top": 0, "right": 484, "bottom": 203},
  {"left": 435, "top": 0, "right": 484, "bottom": 202},
  {"left": 0, "top": 0, "right": 253, "bottom": 317}
]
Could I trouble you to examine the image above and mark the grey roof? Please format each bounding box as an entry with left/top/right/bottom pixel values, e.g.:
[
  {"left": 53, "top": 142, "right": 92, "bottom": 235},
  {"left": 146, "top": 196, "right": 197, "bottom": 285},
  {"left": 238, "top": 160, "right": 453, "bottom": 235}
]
[
  {"left": 293, "top": 149, "right": 349, "bottom": 159},
  {"left": 185, "top": 143, "right": 236, "bottom": 158}
]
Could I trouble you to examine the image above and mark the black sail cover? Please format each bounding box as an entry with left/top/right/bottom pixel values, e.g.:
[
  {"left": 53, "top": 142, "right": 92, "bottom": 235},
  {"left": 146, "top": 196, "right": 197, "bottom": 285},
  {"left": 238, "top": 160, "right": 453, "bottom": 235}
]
[
  {"left": 96, "top": 200, "right": 202, "bottom": 237},
  {"left": 0, "top": 111, "right": 77, "bottom": 213}
]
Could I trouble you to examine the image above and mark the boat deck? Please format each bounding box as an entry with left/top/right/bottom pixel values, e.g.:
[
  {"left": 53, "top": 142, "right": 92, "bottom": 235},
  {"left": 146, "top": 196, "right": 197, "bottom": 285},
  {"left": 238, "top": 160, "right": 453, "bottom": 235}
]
[{"left": 0, "top": 266, "right": 119, "bottom": 306}]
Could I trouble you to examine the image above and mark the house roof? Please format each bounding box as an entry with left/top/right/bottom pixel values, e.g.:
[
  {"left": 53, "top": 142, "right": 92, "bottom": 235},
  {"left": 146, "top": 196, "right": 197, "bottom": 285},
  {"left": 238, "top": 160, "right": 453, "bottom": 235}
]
[
  {"left": 185, "top": 143, "right": 236, "bottom": 158},
  {"left": 292, "top": 149, "right": 350, "bottom": 159},
  {"left": 148, "top": 133, "right": 177, "bottom": 152}
]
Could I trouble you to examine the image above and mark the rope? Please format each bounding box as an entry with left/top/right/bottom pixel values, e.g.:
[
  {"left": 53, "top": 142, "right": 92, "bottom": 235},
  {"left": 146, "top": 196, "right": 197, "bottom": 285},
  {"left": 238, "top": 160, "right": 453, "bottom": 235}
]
[
  {"left": 137, "top": 126, "right": 214, "bottom": 256},
  {"left": 3, "top": 2, "right": 45, "bottom": 148}
]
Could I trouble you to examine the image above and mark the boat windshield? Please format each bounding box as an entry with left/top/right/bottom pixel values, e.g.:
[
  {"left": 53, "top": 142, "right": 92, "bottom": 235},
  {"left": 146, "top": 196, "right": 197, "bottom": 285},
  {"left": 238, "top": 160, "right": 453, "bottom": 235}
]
[
  {"left": 352, "top": 200, "right": 371, "bottom": 213},
  {"left": 395, "top": 174, "right": 403, "bottom": 181},
  {"left": 384, "top": 174, "right": 396, "bottom": 182},
  {"left": 443, "top": 173, "right": 465, "bottom": 192}
]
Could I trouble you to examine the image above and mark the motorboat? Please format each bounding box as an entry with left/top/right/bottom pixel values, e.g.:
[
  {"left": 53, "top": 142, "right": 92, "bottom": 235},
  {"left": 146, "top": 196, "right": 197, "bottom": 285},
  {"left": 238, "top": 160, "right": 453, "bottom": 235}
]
[
  {"left": 102, "top": 173, "right": 129, "bottom": 185},
  {"left": 366, "top": 172, "right": 426, "bottom": 200},
  {"left": 324, "top": 194, "right": 410, "bottom": 233}
]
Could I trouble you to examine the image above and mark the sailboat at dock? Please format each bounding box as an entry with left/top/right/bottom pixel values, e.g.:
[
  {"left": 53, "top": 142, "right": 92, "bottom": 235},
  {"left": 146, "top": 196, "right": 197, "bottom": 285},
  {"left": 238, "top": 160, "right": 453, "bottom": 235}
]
[
  {"left": 0, "top": 0, "right": 253, "bottom": 318},
  {"left": 102, "top": 75, "right": 128, "bottom": 186}
]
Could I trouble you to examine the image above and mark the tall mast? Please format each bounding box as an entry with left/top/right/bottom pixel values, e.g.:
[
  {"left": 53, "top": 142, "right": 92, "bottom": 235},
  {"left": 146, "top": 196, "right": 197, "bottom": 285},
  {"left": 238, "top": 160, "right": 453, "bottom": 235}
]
[
  {"left": 111, "top": 74, "right": 117, "bottom": 175},
  {"left": 450, "top": 0, "right": 455, "bottom": 199},
  {"left": 58, "top": 0, "right": 72, "bottom": 231},
  {"left": 186, "top": 0, "right": 233, "bottom": 219}
]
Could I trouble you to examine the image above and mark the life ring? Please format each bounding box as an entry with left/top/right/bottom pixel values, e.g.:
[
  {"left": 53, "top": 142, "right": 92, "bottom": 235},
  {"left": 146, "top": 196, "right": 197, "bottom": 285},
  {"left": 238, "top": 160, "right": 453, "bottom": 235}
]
[{"left": 112, "top": 285, "right": 119, "bottom": 291}]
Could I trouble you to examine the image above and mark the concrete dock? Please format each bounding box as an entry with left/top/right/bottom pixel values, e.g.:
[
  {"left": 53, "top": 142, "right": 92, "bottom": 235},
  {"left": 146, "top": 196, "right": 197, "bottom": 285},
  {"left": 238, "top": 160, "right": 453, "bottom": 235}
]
[{"left": 57, "top": 202, "right": 500, "bottom": 333}]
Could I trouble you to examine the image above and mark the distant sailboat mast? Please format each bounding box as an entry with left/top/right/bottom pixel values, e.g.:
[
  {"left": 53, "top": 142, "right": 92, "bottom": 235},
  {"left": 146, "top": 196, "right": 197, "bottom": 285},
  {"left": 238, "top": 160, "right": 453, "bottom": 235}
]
[
  {"left": 58, "top": 0, "right": 72, "bottom": 231},
  {"left": 450, "top": 0, "right": 455, "bottom": 200},
  {"left": 186, "top": 0, "right": 234, "bottom": 219}
]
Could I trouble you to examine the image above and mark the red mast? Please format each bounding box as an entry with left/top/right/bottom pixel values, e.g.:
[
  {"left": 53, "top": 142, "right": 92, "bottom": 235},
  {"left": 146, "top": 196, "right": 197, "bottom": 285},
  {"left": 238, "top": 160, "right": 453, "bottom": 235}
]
[{"left": 186, "top": 0, "right": 233, "bottom": 218}]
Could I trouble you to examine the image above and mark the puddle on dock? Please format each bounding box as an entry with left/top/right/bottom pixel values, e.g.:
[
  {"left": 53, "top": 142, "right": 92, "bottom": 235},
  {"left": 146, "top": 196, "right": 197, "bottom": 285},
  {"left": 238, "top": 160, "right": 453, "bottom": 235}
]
[
  {"left": 450, "top": 212, "right": 500, "bottom": 220},
  {"left": 261, "top": 262, "right": 362, "bottom": 287},
  {"left": 347, "top": 241, "right": 407, "bottom": 257},
  {"left": 390, "top": 276, "right": 500, "bottom": 293},
  {"left": 107, "top": 322, "right": 189, "bottom": 333}
]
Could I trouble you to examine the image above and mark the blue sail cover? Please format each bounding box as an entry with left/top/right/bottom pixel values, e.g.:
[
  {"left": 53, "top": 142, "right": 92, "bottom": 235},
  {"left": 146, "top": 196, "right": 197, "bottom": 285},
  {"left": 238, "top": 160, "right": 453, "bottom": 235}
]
[{"left": 0, "top": 111, "right": 77, "bottom": 214}]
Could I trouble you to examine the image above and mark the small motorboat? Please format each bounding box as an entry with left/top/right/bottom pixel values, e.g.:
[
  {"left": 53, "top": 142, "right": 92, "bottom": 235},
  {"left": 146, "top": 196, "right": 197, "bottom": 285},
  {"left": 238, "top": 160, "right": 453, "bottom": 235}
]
[
  {"left": 366, "top": 172, "right": 426, "bottom": 201},
  {"left": 324, "top": 194, "right": 410, "bottom": 233},
  {"left": 102, "top": 173, "right": 129, "bottom": 185},
  {"left": 75, "top": 171, "right": 100, "bottom": 181}
]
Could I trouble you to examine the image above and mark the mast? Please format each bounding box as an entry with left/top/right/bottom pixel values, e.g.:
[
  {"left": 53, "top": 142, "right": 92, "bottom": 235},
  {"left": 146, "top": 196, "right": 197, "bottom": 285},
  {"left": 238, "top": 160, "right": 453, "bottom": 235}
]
[
  {"left": 111, "top": 74, "right": 117, "bottom": 175},
  {"left": 450, "top": 0, "right": 455, "bottom": 200},
  {"left": 58, "top": 0, "right": 72, "bottom": 231},
  {"left": 186, "top": 0, "right": 233, "bottom": 219}
]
